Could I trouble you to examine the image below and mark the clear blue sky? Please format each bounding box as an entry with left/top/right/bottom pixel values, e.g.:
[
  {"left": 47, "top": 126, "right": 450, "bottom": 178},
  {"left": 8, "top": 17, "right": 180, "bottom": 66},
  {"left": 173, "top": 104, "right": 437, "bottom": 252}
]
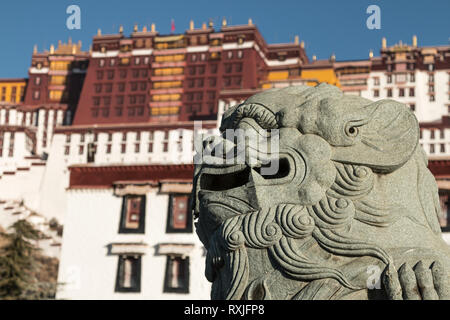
[{"left": 0, "top": 0, "right": 449, "bottom": 78}]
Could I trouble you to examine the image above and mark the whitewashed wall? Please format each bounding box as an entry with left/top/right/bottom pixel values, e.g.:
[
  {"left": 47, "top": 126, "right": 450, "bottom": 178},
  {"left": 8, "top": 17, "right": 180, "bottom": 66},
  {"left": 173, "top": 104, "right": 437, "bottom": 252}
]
[{"left": 57, "top": 188, "right": 210, "bottom": 300}]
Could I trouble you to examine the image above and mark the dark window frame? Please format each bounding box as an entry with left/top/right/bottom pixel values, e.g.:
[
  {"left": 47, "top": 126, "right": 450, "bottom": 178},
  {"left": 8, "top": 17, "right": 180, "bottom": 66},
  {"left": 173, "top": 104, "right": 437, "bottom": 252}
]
[
  {"left": 118, "top": 195, "right": 146, "bottom": 234},
  {"left": 163, "top": 256, "right": 189, "bottom": 294},
  {"left": 166, "top": 194, "right": 193, "bottom": 233},
  {"left": 115, "top": 255, "right": 142, "bottom": 293}
]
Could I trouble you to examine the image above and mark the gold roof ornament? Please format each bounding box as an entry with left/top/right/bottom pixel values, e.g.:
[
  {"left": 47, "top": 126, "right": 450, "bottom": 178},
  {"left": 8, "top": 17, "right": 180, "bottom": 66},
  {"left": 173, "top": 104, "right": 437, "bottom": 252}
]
[
  {"left": 142, "top": 25, "right": 147, "bottom": 32},
  {"left": 300, "top": 41, "right": 305, "bottom": 48},
  {"left": 222, "top": 18, "right": 227, "bottom": 27},
  {"left": 412, "top": 35, "right": 417, "bottom": 47},
  {"left": 202, "top": 22, "right": 207, "bottom": 30},
  {"left": 382, "top": 37, "right": 387, "bottom": 49},
  {"left": 369, "top": 49, "right": 374, "bottom": 58},
  {"left": 208, "top": 20, "right": 214, "bottom": 28},
  {"left": 50, "top": 44, "right": 55, "bottom": 54},
  {"left": 97, "top": 29, "right": 102, "bottom": 36},
  {"left": 248, "top": 18, "right": 253, "bottom": 26},
  {"left": 151, "top": 23, "right": 156, "bottom": 32},
  {"left": 72, "top": 44, "right": 77, "bottom": 54},
  {"left": 189, "top": 20, "right": 194, "bottom": 30},
  {"left": 133, "top": 24, "right": 138, "bottom": 32},
  {"left": 119, "top": 25, "right": 124, "bottom": 34},
  {"left": 294, "top": 35, "right": 299, "bottom": 45},
  {"left": 33, "top": 45, "right": 38, "bottom": 54},
  {"left": 312, "top": 55, "right": 317, "bottom": 61}
]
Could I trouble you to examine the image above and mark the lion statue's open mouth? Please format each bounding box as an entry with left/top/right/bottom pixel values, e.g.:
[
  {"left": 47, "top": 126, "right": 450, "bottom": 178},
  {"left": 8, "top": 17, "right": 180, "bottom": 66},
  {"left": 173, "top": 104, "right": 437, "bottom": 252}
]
[{"left": 192, "top": 84, "right": 450, "bottom": 300}]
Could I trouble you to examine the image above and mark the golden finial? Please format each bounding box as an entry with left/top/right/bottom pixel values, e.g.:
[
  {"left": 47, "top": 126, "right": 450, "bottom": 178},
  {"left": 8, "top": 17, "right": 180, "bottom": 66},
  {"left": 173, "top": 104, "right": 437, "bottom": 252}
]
[
  {"left": 50, "top": 44, "right": 55, "bottom": 54},
  {"left": 68, "top": 37, "right": 72, "bottom": 45},
  {"left": 312, "top": 55, "right": 317, "bottom": 61},
  {"left": 300, "top": 41, "right": 305, "bottom": 49},
  {"left": 294, "top": 35, "right": 299, "bottom": 45},
  {"left": 97, "top": 28, "right": 102, "bottom": 36},
  {"left": 208, "top": 20, "right": 213, "bottom": 28},
  {"left": 330, "top": 53, "right": 336, "bottom": 61},
  {"left": 119, "top": 25, "right": 124, "bottom": 34},
  {"left": 202, "top": 22, "right": 207, "bottom": 30},
  {"left": 189, "top": 20, "right": 194, "bottom": 30},
  {"left": 369, "top": 50, "right": 374, "bottom": 58},
  {"left": 133, "top": 24, "right": 138, "bottom": 32},
  {"left": 151, "top": 23, "right": 156, "bottom": 32},
  {"left": 248, "top": 18, "right": 253, "bottom": 26},
  {"left": 222, "top": 18, "right": 227, "bottom": 27},
  {"left": 412, "top": 35, "right": 417, "bottom": 47},
  {"left": 142, "top": 25, "right": 147, "bottom": 32},
  {"left": 72, "top": 44, "right": 77, "bottom": 54},
  {"left": 33, "top": 45, "right": 38, "bottom": 54},
  {"left": 382, "top": 37, "right": 387, "bottom": 49}
]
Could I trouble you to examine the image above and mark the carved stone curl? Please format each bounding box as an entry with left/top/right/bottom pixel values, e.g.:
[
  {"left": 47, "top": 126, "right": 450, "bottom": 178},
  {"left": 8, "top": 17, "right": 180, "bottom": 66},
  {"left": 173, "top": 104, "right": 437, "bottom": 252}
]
[{"left": 193, "top": 84, "right": 450, "bottom": 300}]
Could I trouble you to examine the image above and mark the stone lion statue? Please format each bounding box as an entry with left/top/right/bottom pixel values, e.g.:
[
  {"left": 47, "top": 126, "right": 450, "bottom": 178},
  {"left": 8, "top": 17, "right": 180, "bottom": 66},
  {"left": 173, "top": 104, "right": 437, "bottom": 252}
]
[{"left": 192, "top": 83, "right": 450, "bottom": 300}]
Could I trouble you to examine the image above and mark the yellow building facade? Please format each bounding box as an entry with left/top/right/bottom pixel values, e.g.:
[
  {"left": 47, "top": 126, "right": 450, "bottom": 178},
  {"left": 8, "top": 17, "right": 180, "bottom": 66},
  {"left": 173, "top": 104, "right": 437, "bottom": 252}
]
[{"left": 0, "top": 79, "right": 27, "bottom": 103}]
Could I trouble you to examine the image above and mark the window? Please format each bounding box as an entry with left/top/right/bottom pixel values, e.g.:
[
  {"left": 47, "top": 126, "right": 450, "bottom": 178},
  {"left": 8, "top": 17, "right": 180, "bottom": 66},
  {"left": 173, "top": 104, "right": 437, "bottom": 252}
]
[
  {"left": 209, "top": 78, "right": 216, "bottom": 87},
  {"left": 410, "top": 104, "right": 415, "bottom": 111},
  {"left": 430, "top": 95, "right": 435, "bottom": 102},
  {"left": 430, "top": 130, "right": 435, "bottom": 139},
  {"left": 121, "top": 143, "right": 126, "bottom": 153},
  {"left": 163, "top": 142, "right": 168, "bottom": 152},
  {"left": 97, "top": 71, "right": 104, "bottom": 80},
  {"left": 373, "top": 89, "right": 379, "bottom": 97},
  {"left": 373, "top": 78, "right": 380, "bottom": 86},
  {"left": 167, "top": 195, "right": 192, "bottom": 233},
  {"left": 225, "top": 64, "right": 232, "bottom": 73},
  {"left": 210, "top": 64, "right": 218, "bottom": 74},
  {"left": 235, "top": 63, "right": 242, "bottom": 72},
  {"left": 387, "top": 75, "right": 392, "bottom": 84},
  {"left": 35, "top": 77, "right": 41, "bottom": 85},
  {"left": 441, "top": 144, "right": 446, "bottom": 153},
  {"left": 409, "top": 88, "right": 415, "bottom": 97},
  {"left": 387, "top": 88, "right": 392, "bottom": 97},
  {"left": 410, "top": 73, "right": 415, "bottom": 82},
  {"left": 99, "top": 59, "right": 105, "bottom": 67},
  {"left": 115, "top": 107, "right": 123, "bottom": 116},
  {"left": 430, "top": 144, "right": 435, "bottom": 154},
  {"left": 95, "top": 84, "right": 102, "bottom": 93},
  {"left": 78, "top": 145, "right": 84, "bottom": 155},
  {"left": 115, "top": 255, "right": 141, "bottom": 293},
  {"left": 120, "top": 70, "right": 127, "bottom": 79},
  {"left": 119, "top": 195, "right": 146, "bottom": 233},
  {"left": 102, "top": 108, "right": 110, "bottom": 117},
  {"left": 399, "top": 88, "right": 404, "bottom": 97},
  {"left": 163, "top": 256, "right": 189, "bottom": 293},
  {"left": 33, "top": 90, "right": 40, "bottom": 100},
  {"left": 118, "top": 83, "right": 125, "bottom": 92},
  {"left": 198, "top": 66, "right": 205, "bottom": 75},
  {"left": 131, "top": 82, "right": 138, "bottom": 91},
  {"left": 107, "top": 70, "right": 115, "bottom": 79},
  {"left": 105, "top": 83, "right": 112, "bottom": 93},
  {"left": 132, "top": 69, "right": 139, "bottom": 78},
  {"left": 64, "top": 146, "right": 70, "bottom": 155},
  {"left": 441, "top": 130, "right": 445, "bottom": 139},
  {"left": 116, "top": 95, "right": 124, "bottom": 105},
  {"left": 106, "top": 144, "right": 112, "bottom": 154}
]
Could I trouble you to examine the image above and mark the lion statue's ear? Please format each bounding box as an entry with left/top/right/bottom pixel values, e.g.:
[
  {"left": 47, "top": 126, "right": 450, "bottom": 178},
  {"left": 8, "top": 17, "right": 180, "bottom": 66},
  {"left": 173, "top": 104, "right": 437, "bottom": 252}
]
[{"left": 331, "top": 100, "right": 419, "bottom": 173}]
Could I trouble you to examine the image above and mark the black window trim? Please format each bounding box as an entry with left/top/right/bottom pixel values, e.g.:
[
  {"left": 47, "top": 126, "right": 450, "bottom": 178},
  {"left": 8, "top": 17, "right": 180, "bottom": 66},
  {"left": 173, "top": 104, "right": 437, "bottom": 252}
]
[
  {"left": 118, "top": 194, "right": 146, "bottom": 234},
  {"left": 114, "top": 254, "right": 142, "bottom": 293},
  {"left": 166, "top": 194, "right": 193, "bottom": 234},
  {"left": 163, "top": 255, "right": 190, "bottom": 294}
]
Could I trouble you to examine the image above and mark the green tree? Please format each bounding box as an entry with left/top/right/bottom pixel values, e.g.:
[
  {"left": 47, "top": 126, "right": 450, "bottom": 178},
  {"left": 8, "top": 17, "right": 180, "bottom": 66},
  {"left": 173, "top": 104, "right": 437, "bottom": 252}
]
[{"left": 0, "top": 219, "right": 57, "bottom": 299}]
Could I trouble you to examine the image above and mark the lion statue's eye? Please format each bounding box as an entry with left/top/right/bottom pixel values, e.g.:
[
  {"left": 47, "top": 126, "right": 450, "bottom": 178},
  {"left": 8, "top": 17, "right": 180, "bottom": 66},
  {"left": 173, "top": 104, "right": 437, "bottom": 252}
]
[{"left": 345, "top": 124, "right": 359, "bottom": 137}]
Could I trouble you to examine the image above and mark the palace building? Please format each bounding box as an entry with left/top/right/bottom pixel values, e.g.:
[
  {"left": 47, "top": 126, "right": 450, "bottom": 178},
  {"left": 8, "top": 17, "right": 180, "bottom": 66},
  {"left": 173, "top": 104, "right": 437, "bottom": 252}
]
[{"left": 72, "top": 19, "right": 310, "bottom": 125}]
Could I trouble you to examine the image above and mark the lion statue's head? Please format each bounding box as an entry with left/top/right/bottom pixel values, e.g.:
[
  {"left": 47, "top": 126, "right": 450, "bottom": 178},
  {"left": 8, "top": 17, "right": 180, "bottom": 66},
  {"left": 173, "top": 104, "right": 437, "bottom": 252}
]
[{"left": 192, "top": 84, "right": 450, "bottom": 300}]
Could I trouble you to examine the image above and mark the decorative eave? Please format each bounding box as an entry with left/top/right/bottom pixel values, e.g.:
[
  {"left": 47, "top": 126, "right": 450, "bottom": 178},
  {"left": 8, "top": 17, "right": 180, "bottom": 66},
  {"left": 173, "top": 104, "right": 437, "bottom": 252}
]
[
  {"left": 109, "top": 242, "right": 148, "bottom": 255},
  {"left": 156, "top": 243, "right": 195, "bottom": 258},
  {"left": 54, "top": 120, "right": 217, "bottom": 134},
  {"left": 68, "top": 164, "right": 194, "bottom": 190}
]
